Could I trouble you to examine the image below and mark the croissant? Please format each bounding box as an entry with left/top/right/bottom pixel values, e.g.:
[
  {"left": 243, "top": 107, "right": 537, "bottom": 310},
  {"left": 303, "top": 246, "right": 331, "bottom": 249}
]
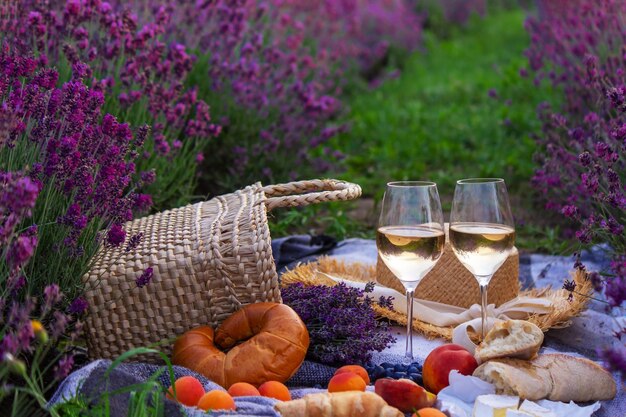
[
  {"left": 172, "top": 302, "right": 309, "bottom": 388},
  {"left": 275, "top": 392, "right": 403, "bottom": 417}
]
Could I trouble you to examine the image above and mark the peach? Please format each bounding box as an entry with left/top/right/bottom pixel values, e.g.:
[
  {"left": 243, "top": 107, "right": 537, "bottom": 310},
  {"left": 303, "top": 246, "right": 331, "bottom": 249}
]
[
  {"left": 228, "top": 382, "right": 261, "bottom": 397},
  {"left": 258, "top": 381, "right": 291, "bottom": 401},
  {"left": 166, "top": 376, "right": 205, "bottom": 407},
  {"left": 422, "top": 344, "right": 478, "bottom": 394},
  {"left": 412, "top": 407, "right": 446, "bottom": 417},
  {"left": 197, "top": 390, "right": 236, "bottom": 411},
  {"left": 374, "top": 378, "right": 436, "bottom": 413},
  {"left": 327, "top": 372, "right": 367, "bottom": 393},
  {"left": 334, "top": 365, "right": 370, "bottom": 385}
]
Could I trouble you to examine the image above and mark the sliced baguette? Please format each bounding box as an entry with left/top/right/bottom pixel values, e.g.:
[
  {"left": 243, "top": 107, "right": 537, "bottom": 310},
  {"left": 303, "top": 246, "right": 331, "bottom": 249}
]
[
  {"left": 473, "top": 358, "right": 552, "bottom": 400},
  {"left": 473, "top": 354, "right": 617, "bottom": 402},
  {"left": 475, "top": 320, "right": 544, "bottom": 362}
]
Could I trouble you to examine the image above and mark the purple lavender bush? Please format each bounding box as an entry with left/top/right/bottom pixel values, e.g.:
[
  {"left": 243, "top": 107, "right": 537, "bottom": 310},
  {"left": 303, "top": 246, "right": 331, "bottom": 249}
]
[
  {"left": 526, "top": 0, "right": 625, "bottom": 378},
  {"left": 12, "top": 0, "right": 220, "bottom": 209},
  {"left": 119, "top": 0, "right": 422, "bottom": 193},
  {"left": 0, "top": 46, "right": 153, "bottom": 412}
]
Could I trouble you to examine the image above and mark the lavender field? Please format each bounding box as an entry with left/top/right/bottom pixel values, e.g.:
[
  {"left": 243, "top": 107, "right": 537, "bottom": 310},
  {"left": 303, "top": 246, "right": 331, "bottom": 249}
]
[{"left": 0, "top": 0, "right": 624, "bottom": 415}]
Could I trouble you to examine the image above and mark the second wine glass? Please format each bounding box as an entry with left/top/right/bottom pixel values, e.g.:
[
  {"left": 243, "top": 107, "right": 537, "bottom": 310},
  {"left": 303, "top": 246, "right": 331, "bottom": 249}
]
[
  {"left": 377, "top": 181, "right": 445, "bottom": 361},
  {"left": 449, "top": 178, "right": 515, "bottom": 340}
]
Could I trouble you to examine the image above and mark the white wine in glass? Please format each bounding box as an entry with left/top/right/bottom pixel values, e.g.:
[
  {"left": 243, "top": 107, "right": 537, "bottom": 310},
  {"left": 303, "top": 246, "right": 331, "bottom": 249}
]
[
  {"left": 377, "top": 182, "right": 445, "bottom": 361},
  {"left": 450, "top": 179, "right": 515, "bottom": 339}
]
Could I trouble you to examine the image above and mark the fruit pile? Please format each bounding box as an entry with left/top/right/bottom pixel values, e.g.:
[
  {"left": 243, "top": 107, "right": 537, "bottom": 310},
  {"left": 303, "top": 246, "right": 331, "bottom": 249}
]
[
  {"left": 166, "top": 343, "right": 478, "bottom": 416},
  {"left": 166, "top": 377, "right": 291, "bottom": 411}
]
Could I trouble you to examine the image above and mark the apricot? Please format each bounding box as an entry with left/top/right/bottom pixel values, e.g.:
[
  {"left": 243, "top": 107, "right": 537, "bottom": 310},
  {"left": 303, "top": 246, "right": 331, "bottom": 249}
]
[
  {"left": 258, "top": 380, "right": 291, "bottom": 401},
  {"left": 413, "top": 407, "right": 446, "bottom": 417},
  {"left": 228, "top": 382, "right": 261, "bottom": 397},
  {"left": 166, "top": 376, "right": 205, "bottom": 407},
  {"left": 327, "top": 372, "right": 367, "bottom": 393},
  {"left": 197, "top": 390, "right": 236, "bottom": 411},
  {"left": 334, "top": 365, "right": 370, "bottom": 384}
]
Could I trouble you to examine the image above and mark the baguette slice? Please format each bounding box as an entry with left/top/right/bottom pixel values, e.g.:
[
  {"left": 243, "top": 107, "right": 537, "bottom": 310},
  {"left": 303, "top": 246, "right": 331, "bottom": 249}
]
[
  {"left": 473, "top": 354, "right": 617, "bottom": 402},
  {"left": 473, "top": 358, "right": 552, "bottom": 400},
  {"left": 475, "top": 320, "right": 544, "bottom": 362}
]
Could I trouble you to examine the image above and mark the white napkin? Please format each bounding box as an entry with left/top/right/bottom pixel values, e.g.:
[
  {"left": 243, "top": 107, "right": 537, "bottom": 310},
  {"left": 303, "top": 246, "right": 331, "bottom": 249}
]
[{"left": 318, "top": 272, "right": 553, "bottom": 353}]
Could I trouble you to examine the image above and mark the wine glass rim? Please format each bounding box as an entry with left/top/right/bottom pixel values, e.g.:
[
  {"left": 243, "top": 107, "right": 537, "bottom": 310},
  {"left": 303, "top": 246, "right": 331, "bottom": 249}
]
[
  {"left": 387, "top": 180, "right": 437, "bottom": 187},
  {"left": 456, "top": 178, "right": 504, "bottom": 184}
]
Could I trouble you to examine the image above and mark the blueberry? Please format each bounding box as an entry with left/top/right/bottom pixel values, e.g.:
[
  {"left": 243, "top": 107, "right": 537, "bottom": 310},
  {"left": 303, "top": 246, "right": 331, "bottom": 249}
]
[
  {"left": 391, "top": 371, "right": 405, "bottom": 379},
  {"left": 380, "top": 362, "right": 394, "bottom": 369},
  {"left": 408, "top": 366, "right": 418, "bottom": 373},
  {"left": 393, "top": 364, "right": 407, "bottom": 372},
  {"left": 370, "top": 365, "right": 386, "bottom": 380}
]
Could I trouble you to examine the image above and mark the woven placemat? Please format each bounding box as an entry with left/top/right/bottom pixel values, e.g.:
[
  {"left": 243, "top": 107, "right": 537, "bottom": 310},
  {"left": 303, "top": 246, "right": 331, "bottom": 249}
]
[{"left": 281, "top": 257, "right": 592, "bottom": 342}]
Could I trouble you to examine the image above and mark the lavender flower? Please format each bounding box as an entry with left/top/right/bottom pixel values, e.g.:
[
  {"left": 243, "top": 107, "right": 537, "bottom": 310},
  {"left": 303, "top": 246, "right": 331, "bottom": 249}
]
[
  {"left": 377, "top": 295, "right": 395, "bottom": 311},
  {"left": 106, "top": 223, "right": 126, "bottom": 247},
  {"left": 68, "top": 297, "right": 88, "bottom": 315},
  {"left": 54, "top": 355, "right": 75, "bottom": 380},
  {"left": 6, "top": 234, "right": 37, "bottom": 271},
  {"left": 43, "top": 284, "right": 62, "bottom": 312},
  {"left": 282, "top": 283, "right": 396, "bottom": 365},
  {"left": 598, "top": 346, "right": 626, "bottom": 381},
  {"left": 135, "top": 267, "right": 154, "bottom": 288},
  {"left": 125, "top": 233, "right": 143, "bottom": 252}
]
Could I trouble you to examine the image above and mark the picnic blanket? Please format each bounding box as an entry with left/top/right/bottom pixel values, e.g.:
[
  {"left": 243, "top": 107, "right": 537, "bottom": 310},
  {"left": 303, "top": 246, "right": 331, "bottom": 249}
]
[{"left": 50, "top": 236, "right": 625, "bottom": 416}]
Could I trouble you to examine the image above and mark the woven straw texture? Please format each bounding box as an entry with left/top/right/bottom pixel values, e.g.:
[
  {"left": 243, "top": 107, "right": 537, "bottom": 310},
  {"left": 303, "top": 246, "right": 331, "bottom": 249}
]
[
  {"left": 83, "top": 180, "right": 361, "bottom": 360},
  {"left": 377, "top": 224, "right": 519, "bottom": 308},
  {"left": 282, "top": 257, "right": 591, "bottom": 341}
]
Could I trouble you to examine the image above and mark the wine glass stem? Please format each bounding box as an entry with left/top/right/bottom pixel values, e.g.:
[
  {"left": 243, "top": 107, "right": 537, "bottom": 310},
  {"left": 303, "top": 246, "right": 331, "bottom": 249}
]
[
  {"left": 405, "top": 289, "right": 415, "bottom": 361},
  {"left": 479, "top": 283, "right": 488, "bottom": 340}
]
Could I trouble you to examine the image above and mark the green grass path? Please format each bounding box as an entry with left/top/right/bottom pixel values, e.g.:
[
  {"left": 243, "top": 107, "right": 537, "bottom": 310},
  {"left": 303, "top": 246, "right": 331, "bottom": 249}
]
[{"left": 336, "top": 9, "right": 559, "bottom": 203}]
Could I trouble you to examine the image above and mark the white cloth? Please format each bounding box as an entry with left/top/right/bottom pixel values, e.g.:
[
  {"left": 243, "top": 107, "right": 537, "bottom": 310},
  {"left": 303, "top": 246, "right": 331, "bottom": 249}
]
[{"left": 318, "top": 272, "right": 552, "bottom": 354}]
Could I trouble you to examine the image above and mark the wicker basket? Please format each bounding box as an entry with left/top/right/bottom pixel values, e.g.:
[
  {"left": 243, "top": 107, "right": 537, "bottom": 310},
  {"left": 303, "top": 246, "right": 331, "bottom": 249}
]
[
  {"left": 377, "top": 224, "right": 519, "bottom": 308},
  {"left": 83, "top": 179, "right": 361, "bottom": 360}
]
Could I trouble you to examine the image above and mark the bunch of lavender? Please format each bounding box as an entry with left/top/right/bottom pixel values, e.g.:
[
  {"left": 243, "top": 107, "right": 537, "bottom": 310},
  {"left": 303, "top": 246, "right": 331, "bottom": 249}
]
[
  {"left": 13, "top": 0, "right": 220, "bottom": 209},
  {"left": 525, "top": 0, "right": 625, "bottom": 379},
  {"left": 282, "top": 282, "right": 396, "bottom": 365}
]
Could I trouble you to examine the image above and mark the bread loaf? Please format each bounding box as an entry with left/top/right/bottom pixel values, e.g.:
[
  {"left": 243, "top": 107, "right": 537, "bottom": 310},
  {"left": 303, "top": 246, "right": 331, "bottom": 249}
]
[
  {"left": 172, "top": 303, "right": 309, "bottom": 387},
  {"left": 473, "top": 354, "right": 617, "bottom": 402},
  {"left": 475, "top": 320, "right": 544, "bottom": 362},
  {"left": 275, "top": 391, "right": 403, "bottom": 417}
]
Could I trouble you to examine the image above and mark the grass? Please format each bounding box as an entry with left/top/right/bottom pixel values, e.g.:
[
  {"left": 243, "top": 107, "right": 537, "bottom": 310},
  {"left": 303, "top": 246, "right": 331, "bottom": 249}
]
[
  {"left": 338, "top": 9, "right": 557, "bottom": 196},
  {"left": 288, "top": 8, "right": 571, "bottom": 253}
]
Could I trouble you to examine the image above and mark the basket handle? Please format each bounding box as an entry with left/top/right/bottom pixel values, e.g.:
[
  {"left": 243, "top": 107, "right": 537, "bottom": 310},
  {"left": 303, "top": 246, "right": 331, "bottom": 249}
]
[{"left": 262, "top": 179, "right": 362, "bottom": 211}]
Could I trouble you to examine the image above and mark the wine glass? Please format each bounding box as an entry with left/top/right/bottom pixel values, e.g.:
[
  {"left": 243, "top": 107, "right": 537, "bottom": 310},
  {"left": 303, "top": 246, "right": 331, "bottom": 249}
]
[
  {"left": 449, "top": 178, "right": 515, "bottom": 340},
  {"left": 377, "top": 181, "right": 445, "bottom": 361}
]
